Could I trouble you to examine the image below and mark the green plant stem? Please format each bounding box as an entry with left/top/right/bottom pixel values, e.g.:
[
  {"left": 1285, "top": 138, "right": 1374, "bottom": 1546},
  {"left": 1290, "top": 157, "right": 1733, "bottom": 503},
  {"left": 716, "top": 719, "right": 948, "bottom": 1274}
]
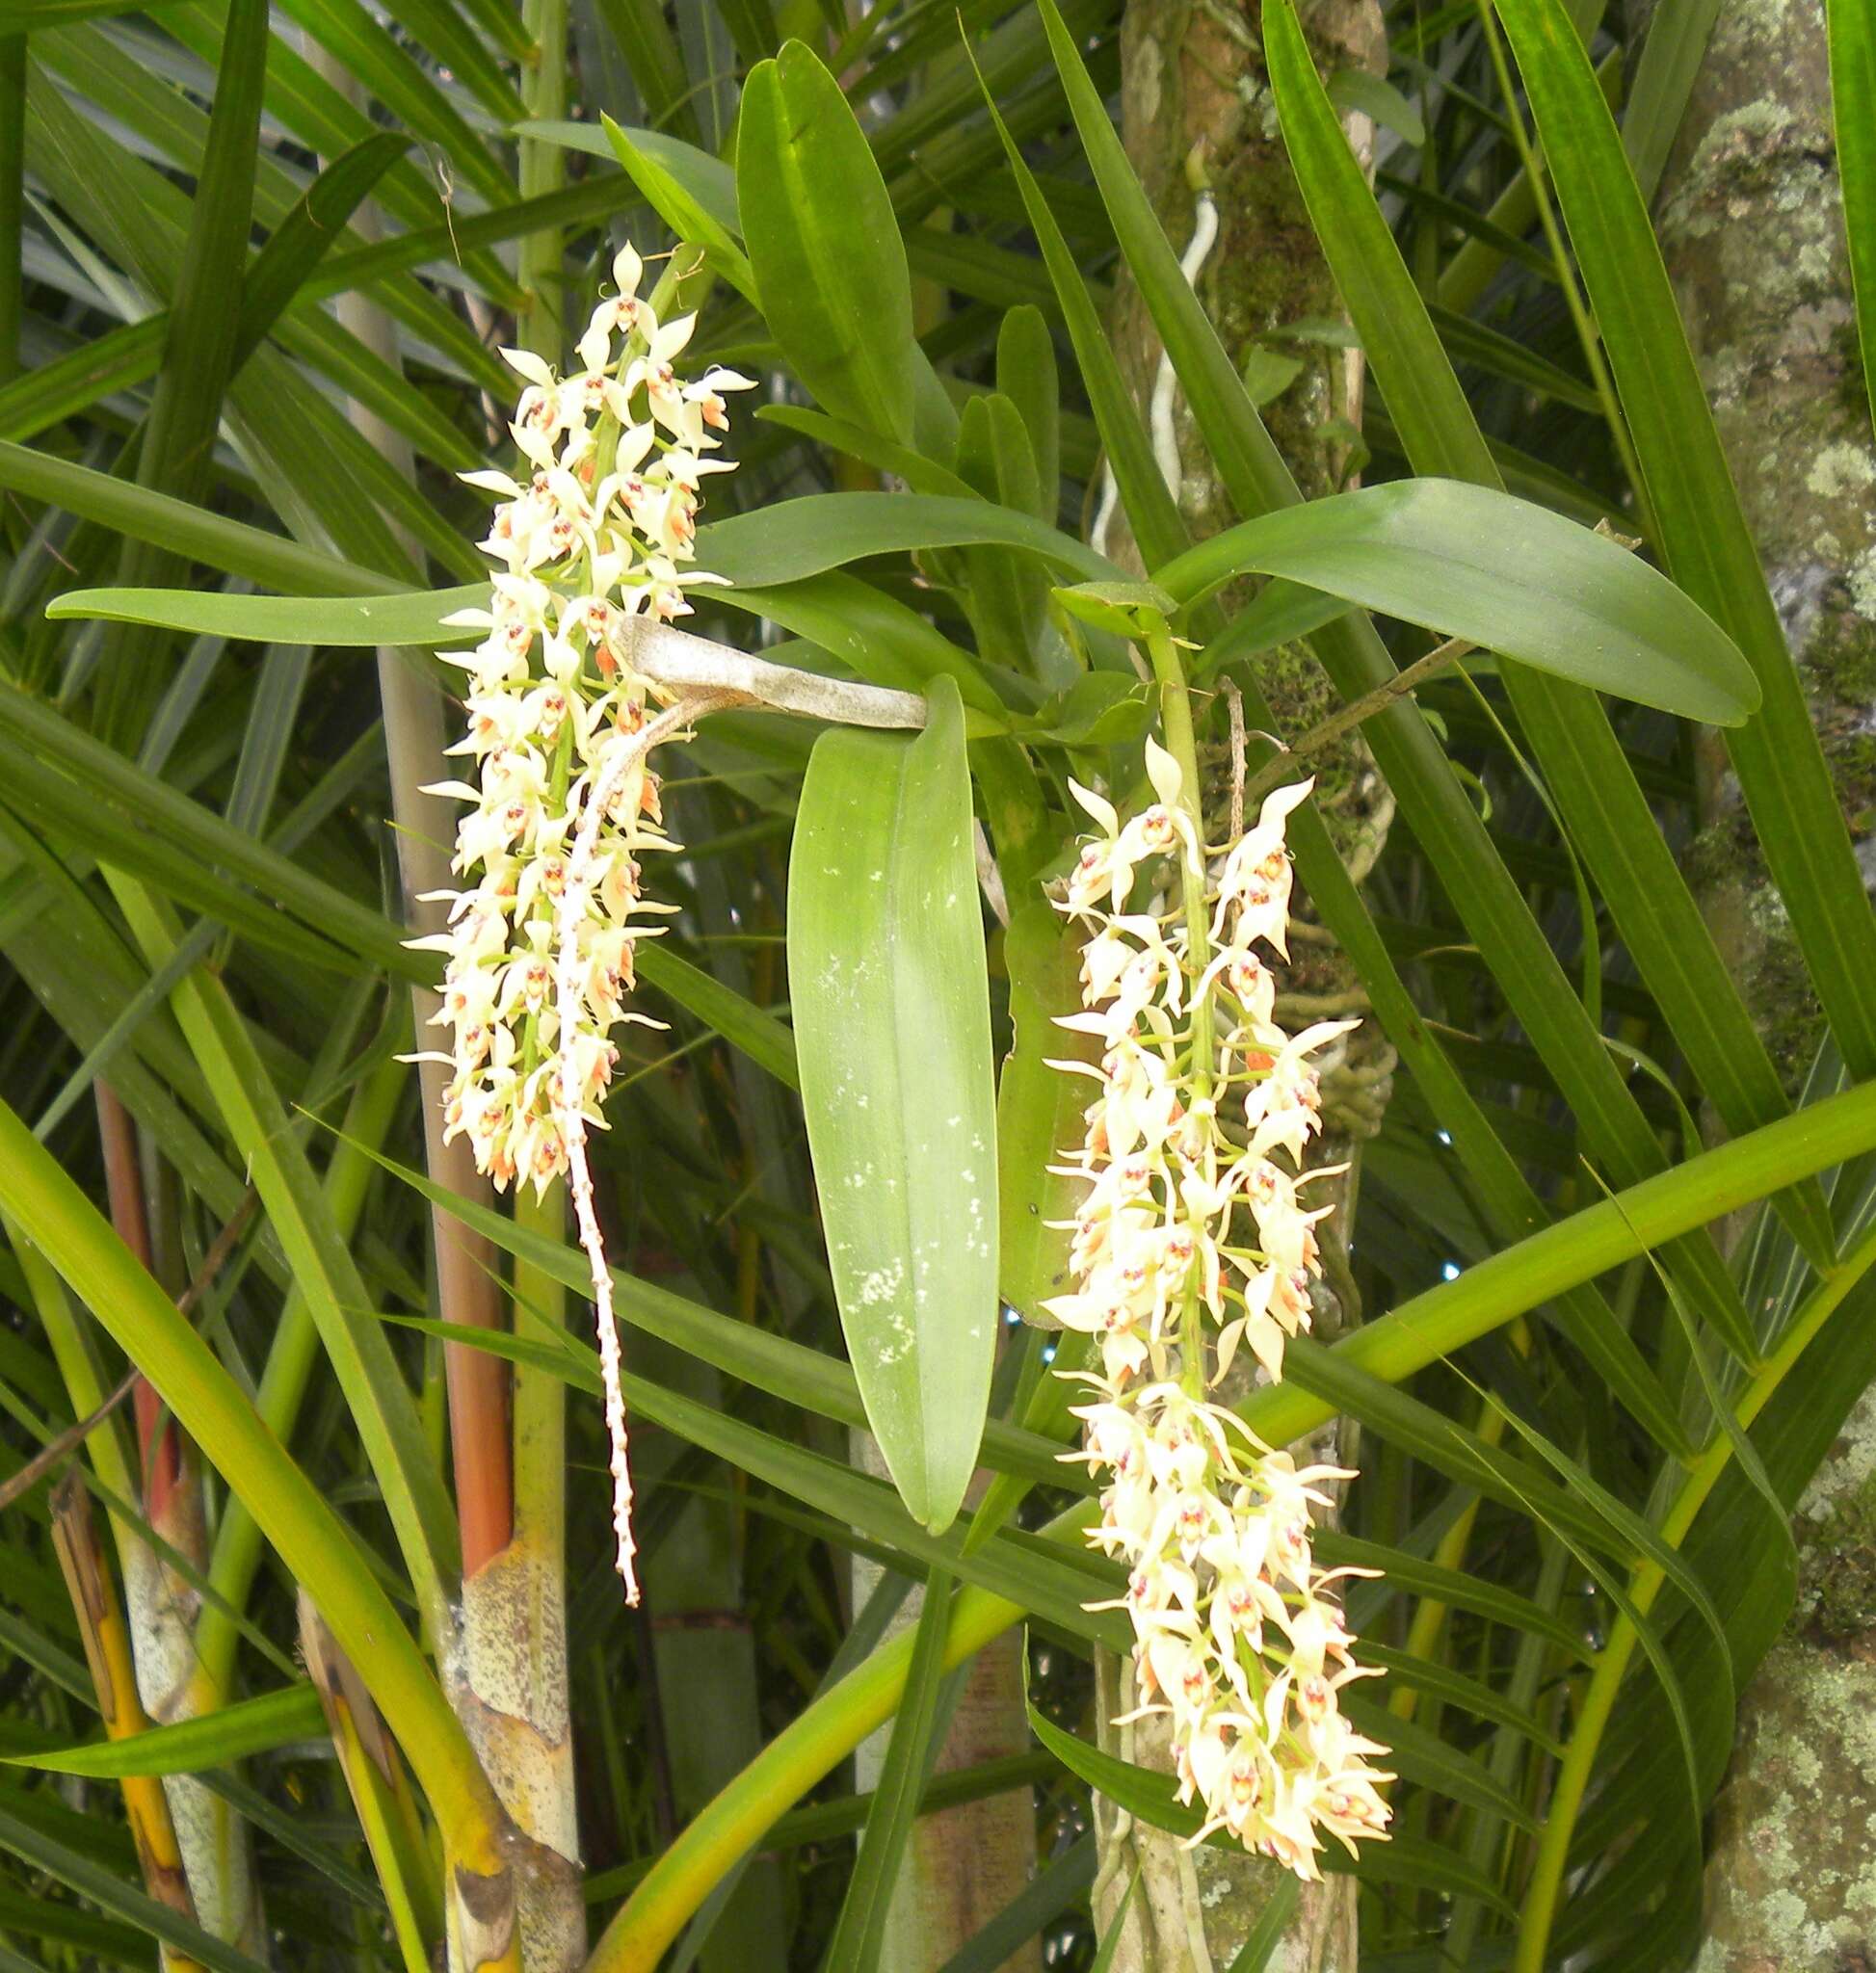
[
  {"left": 1512, "top": 1211, "right": 1876, "bottom": 1969},
  {"left": 510, "top": 1183, "right": 568, "bottom": 1568},
  {"left": 1243, "top": 635, "right": 1469, "bottom": 807},
  {"left": 518, "top": 0, "right": 568, "bottom": 364},
  {"left": 509, "top": 0, "right": 568, "bottom": 1594},
  {"left": 1146, "top": 627, "right": 1215, "bottom": 1397},
  {"left": 1145, "top": 628, "right": 1214, "bottom": 1092},
  {"left": 1, "top": 1216, "right": 140, "bottom": 1513},
  {"left": 591, "top": 1078, "right": 1876, "bottom": 1972}
]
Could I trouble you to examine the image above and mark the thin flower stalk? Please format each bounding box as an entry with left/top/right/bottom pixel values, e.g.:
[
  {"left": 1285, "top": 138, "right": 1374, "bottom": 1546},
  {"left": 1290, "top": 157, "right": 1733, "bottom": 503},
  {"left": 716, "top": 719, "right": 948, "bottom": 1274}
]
[
  {"left": 1051, "top": 745, "right": 1393, "bottom": 1879},
  {"left": 411, "top": 245, "right": 753, "bottom": 1600}
]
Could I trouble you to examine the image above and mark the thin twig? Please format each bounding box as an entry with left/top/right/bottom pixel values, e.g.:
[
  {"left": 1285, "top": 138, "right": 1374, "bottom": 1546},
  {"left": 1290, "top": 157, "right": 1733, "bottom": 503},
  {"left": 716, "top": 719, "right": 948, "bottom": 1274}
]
[
  {"left": 1243, "top": 635, "right": 1471, "bottom": 806},
  {"left": 175, "top": 1186, "right": 259, "bottom": 1318},
  {"left": 1221, "top": 678, "right": 1247, "bottom": 841},
  {"left": 18, "top": 1189, "right": 260, "bottom": 1519},
  {"left": 0, "top": 1371, "right": 139, "bottom": 1515}
]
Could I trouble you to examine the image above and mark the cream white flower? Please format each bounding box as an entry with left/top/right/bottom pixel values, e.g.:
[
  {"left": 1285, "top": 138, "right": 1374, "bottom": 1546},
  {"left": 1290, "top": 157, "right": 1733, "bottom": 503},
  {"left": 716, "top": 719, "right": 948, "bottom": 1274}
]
[
  {"left": 411, "top": 244, "right": 753, "bottom": 1601},
  {"left": 1053, "top": 771, "right": 1391, "bottom": 1874}
]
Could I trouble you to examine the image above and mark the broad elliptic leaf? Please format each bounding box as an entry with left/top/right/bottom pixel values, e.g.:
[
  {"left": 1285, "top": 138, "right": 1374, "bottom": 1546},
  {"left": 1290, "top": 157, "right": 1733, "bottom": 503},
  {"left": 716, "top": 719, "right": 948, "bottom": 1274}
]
[
  {"left": 738, "top": 39, "right": 916, "bottom": 444},
  {"left": 789, "top": 677, "right": 997, "bottom": 1535}
]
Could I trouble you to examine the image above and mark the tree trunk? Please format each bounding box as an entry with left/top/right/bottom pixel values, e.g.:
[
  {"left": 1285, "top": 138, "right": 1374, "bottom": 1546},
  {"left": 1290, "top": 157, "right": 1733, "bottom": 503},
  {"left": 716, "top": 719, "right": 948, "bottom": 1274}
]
[
  {"left": 1651, "top": 0, "right": 1876, "bottom": 1962},
  {"left": 1090, "top": 5, "right": 1388, "bottom": 1967}
]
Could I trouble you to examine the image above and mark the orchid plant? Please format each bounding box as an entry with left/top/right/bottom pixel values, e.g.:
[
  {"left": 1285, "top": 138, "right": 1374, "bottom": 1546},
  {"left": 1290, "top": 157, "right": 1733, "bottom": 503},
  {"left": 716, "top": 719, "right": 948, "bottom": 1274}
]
[
  {"left": 5, "top": 7, "right": 1876, "bottom": 1973},
  {"left": 1053, "top": 746, "right": 1391, "bottom": 1874},
  {"left": 410, "top": 245, "right": 752, "bottom": 1598}
]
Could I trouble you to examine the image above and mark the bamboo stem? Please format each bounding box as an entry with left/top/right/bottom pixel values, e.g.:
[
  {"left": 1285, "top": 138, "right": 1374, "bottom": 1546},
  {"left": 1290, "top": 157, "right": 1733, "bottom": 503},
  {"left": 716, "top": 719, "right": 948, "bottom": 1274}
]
[
  {"left": 0, "top": 1094, "right": 521, "bottom": 1959},
  {"left": 48, "top": 1473, "right": 204, "bottom": 1973}
]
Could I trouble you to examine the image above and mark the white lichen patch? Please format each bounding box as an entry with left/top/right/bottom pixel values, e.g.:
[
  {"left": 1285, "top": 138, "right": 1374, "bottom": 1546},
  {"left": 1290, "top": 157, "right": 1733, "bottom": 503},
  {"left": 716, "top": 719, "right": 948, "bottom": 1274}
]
[
  {"left": 1848, "top": 543, "right": 1876, "bottom": 622},
  {"left": 1806, "top": 441, "right": 1876, "bottom": 502}
]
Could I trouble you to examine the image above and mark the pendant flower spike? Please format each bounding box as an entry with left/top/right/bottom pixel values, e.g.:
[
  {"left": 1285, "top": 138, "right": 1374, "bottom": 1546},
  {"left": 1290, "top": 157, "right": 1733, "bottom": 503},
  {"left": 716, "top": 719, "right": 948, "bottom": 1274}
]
[
  {"left": 1051, "top": 744, "right": 1393, "bottom": 1878},
  {"left": 409, "top": 245, "right": 753, "bottom": 1599}
]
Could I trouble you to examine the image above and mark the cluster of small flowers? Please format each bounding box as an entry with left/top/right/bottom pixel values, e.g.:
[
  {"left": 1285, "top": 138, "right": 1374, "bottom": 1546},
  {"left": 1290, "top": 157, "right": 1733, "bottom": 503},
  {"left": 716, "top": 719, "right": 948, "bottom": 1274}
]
[
  {"left": 412, "top": 243, "right": 752, "bottom": 1199},
  {"left": 411, "top": 244, "right": 753, "bottom": 1598},
  {"left": 1049, "top": 743, "right": 1392, "bottom": 1878}
]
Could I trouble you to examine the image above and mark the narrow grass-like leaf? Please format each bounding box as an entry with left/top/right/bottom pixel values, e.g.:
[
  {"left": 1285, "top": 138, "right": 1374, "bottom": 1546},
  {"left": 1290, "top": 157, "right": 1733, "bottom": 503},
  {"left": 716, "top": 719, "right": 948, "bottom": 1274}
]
[
  {"left": 91, "top": 0, "right": 269, "bottom": 748},
  {"left": 825, "top": 1570, "right": 956, "bottom": 1972},
  {"left": 1228, "top": 1878, "right": 1300, "bottom": 1973},
  {"left": 1495, "top": 0, "right": 1876, "bottom": 1081},
  {"left": 588, "top": 0, "right": 695, "bottom": 139},
  {"left": 0, "top": 1797, "right": 270, "bottom": 1973},
  {"left": 1088, "top": 1872, "right": 1139, "bottom": 1973},
  {"left": 756, "top": 405, "right": 978, "bottom": 497},
  {"left": 789, "top": 679, "right": 997, "bottom": 1535},
  {"left": 0, "top": 440, "right": 388, "bottom": 593},
  {"left": 269, "top": 0, "right": 514, "bottom": 207},
  {"left": 232, "top": 130, "right": 411, "bottom": 373},
  {"left": 0, "top": 1099, "right": 502, "bottom": 1873},
  {"left": 972, "top": 59, "right": 1186, "bottom": 569},
  {"left": 601, "top": 113, "right": 755, "bottom": 301},
  {"left": 5, "top": 1683, "right": 324, "bottom": 1777},
  {"left": 108, "top": 878, "right": 459, "bottom": 1636},
  {"left": 581, "top": 1751, "right": 1061, "bottom": 1904},
  {"left": 1831, "top": 0, "right": 1876, "bottom": 440},
  {"left": 1622, "top": 0, "right": 1723, "bottom": 200},
  {"left": 934, "top": 1836, "right": 1097, "bottom": 1973},
  {"left": 1263, "top": 0, "right": 1833, "bottom": 1265}
]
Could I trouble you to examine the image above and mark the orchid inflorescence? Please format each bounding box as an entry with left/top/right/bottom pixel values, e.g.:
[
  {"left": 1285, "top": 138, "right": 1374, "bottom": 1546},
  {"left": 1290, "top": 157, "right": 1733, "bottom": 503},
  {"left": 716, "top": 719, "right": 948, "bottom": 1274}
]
[
  {"left": 1049, "top": 741, "right": 1393, "bottom": 1879},
  {"left": 410, "top": 243, "right": 753, "bottom": 1598}
]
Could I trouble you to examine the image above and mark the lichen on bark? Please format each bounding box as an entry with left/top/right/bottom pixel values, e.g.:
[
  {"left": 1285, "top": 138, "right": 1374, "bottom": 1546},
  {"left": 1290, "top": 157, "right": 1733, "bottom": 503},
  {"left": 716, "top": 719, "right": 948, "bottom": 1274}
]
[
  {"left": 1653, "top": 0, "right": 1876, "bottom": 1960},
  {"left": 1660, "top": 0, "right": 1876, "bottom": 1097},
  {"left": 1699, "top": 1395, "right": 1876, "bottom": 1972}
]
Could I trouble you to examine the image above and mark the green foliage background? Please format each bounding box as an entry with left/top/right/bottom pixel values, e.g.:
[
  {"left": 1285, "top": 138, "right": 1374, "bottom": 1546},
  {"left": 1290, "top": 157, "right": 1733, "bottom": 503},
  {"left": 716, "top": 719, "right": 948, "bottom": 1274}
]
[{"left": 0, "top": 0, "right": 1871, "bottom": 1968}]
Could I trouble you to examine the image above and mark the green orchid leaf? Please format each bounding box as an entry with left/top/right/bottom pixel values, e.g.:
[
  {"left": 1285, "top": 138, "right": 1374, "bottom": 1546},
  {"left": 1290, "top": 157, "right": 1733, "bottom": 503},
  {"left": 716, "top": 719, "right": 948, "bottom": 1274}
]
[
  {"left": 789, "top": 677, "right": 998, "bottom": 1535},
  {"left": 738, "top": 39, "right": 915, "bottom": 445},
  {"left": 1156, "top": 478, "right": 1758, "bottom": 725}
]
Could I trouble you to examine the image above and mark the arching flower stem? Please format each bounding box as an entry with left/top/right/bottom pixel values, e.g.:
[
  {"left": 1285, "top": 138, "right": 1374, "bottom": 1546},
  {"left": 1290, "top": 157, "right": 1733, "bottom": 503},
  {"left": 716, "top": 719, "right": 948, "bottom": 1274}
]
[{"left": 1147, "top": 624, "right": 1217, "bottom": 1402}]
